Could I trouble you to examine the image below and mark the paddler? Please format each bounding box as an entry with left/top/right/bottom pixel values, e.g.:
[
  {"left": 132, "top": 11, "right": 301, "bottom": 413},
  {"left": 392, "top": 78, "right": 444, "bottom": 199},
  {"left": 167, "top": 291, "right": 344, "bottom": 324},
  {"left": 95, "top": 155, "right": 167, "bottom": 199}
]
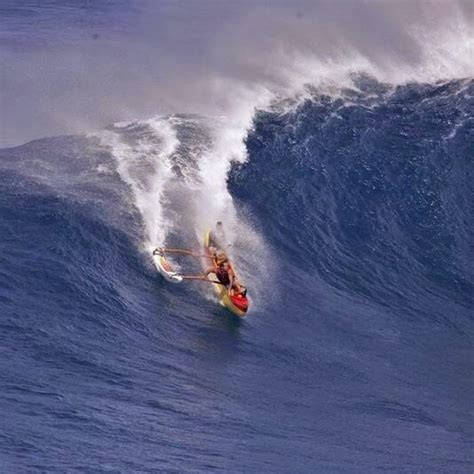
[{"left": 204, "top": 259, "right": 246, "bottom": 296}]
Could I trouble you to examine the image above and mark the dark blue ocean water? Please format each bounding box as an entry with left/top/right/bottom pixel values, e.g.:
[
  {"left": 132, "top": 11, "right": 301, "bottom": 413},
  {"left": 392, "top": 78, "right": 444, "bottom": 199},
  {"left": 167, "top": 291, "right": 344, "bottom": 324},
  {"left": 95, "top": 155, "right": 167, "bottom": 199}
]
[
  {"left": 1, "top": 2, "right": 473, "bottom": 473},
  {"left": 1, "top": 76, "right": 473, "bottom": 473}
]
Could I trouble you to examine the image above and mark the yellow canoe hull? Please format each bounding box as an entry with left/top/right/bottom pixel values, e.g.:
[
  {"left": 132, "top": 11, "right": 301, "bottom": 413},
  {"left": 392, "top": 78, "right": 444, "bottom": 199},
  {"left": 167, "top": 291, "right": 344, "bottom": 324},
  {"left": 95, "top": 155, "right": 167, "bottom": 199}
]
[{"left": 203, "top": 230, "right": 248, "bottom": 317}]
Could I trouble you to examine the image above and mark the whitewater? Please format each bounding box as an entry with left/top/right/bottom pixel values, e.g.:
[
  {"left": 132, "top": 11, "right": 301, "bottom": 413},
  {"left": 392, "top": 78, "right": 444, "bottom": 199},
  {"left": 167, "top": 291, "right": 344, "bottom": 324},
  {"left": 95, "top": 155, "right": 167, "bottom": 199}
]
[{"left": 0, "top": 1, "right": 473, "bottom": 472}]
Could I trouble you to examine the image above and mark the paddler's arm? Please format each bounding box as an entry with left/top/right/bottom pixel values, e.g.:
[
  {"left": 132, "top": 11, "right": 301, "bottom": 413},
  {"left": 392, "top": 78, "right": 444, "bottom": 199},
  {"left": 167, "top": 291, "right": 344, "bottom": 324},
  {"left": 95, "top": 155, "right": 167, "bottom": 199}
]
[{"left": 228, "top": 267, "right": 236, "bottom": 284}]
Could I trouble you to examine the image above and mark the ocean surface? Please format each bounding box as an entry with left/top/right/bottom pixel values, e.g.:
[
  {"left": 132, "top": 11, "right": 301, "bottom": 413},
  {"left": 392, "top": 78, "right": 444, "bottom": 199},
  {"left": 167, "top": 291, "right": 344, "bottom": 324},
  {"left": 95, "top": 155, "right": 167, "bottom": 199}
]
[{"left": 1, "top": 2, "right": 473, "bottom": 473}]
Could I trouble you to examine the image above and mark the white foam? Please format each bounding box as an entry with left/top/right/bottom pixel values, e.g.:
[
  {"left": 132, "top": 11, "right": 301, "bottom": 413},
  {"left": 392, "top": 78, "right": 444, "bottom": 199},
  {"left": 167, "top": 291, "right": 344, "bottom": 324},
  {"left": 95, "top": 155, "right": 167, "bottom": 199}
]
[{"left": 96, "top": 117, "right": 179, "bottom": 249}]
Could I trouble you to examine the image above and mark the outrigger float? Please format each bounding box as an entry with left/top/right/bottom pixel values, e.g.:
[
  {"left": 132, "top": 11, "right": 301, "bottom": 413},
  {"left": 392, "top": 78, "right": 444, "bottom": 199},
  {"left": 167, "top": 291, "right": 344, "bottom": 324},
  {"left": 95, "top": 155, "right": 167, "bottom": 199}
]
[
  {"left": 152, "top": 224, "right": 249, "bottom": 317},
  {"left": 152, "top": 249, "right": 183, "bottom": 283}
]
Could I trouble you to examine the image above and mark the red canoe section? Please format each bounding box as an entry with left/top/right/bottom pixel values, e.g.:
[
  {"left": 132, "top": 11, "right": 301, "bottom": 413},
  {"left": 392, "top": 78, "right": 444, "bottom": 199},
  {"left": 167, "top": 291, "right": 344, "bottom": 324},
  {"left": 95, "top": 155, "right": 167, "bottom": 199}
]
[{"left": 230, "top": 294, "right": 249, "bottom": 313}]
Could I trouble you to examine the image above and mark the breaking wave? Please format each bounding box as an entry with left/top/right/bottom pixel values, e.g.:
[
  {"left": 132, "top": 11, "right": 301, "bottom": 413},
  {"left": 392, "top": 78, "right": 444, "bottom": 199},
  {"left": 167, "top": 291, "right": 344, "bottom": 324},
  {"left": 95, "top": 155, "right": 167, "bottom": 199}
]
[{"left": 1, "top": 1, "right": 473, "bottom": 471}]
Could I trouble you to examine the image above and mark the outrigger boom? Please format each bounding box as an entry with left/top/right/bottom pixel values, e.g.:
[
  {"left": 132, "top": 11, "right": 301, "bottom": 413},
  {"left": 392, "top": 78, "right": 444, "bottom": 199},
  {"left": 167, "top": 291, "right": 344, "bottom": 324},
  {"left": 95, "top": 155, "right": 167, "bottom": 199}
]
[
  {"left": 160, "top": 248, "right": 212, "bottom": 259},
  {"left": 152, "top": 248, "right": 219, "bottom": 285}
]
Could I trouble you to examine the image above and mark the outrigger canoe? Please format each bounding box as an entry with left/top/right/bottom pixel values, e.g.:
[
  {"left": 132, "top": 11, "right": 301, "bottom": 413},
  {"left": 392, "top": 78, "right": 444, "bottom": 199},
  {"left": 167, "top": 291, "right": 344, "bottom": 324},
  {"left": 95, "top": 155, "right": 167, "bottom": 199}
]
[{"left": 203, "top": 229, "right": 249, "bottom": 317}]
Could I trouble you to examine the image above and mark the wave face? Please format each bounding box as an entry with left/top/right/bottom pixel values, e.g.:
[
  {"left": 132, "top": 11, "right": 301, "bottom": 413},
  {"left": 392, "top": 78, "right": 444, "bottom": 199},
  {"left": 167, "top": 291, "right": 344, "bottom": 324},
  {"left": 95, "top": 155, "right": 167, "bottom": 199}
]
[
  {"left": 233, "top": 77, "right": 474, "bottom": 319},
  {"left": 1, "top": 78, "right": 473, "bottom": 472}
]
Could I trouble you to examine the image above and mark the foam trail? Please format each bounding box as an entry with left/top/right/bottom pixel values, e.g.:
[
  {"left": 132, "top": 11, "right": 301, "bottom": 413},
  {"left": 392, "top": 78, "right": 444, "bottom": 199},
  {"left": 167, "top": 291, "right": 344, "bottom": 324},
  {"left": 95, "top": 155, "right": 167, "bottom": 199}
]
[
  {"left": 96, "top": 117, "right": 178, "bottom": 249},
  {"left": 194, "top": 85, "right": 275, "bottom": 230}
]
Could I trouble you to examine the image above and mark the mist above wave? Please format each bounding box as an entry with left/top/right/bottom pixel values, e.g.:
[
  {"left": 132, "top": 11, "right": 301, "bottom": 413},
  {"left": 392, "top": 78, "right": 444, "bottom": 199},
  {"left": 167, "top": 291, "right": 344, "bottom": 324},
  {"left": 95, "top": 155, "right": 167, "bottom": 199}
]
[{"left": 1, "top": 0, "right": 473, "bottom": 146}]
